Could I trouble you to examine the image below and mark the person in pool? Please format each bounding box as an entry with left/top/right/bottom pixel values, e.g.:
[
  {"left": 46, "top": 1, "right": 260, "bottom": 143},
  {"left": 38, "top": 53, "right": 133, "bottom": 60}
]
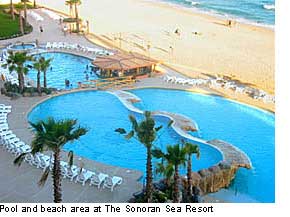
[
  {"left": 85, "top": 74, "right": 89, "bottom": 80},
  {"left": 65, "top": 79, "right": 70, "bottom": 87}
]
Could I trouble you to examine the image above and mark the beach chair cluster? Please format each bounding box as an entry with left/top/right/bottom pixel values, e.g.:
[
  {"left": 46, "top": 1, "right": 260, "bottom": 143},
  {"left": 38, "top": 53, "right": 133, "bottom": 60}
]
[
  {"left": 163, "top": 75, "right": 275, "bottom": 104},
  {"left": 27, "top": 10, "right": 44, "bottom": 22},
  {"left": 0, "top": 105, "right": 32, "bottom": 156},
  {"left": 45, "top": 42, "right": 113, "bottom": 56},
  {"left": 0, "top": 105, "right": 123, "bottom": 191},
  {"left": 0, "top": 54, "right": 18, "bottom": 85},
  {"left": 163, "top": 75, "right": 209, "bottom": 86},
  {"left": 61, "top": 163, "right": 123, "bottom": 191}
]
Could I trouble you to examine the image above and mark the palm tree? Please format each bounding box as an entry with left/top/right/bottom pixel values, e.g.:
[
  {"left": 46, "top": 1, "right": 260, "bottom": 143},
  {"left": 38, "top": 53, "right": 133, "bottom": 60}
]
[
  {"left": 32, "top": 57, "right": 42, "bottom": 95},
  {"left": 65, "top": 0, "right": 74, "bottom": 17},
  {"left": 183, "top": 142, "right": 200, "bottom": 201},
  {"left": 115, "top": 111, "right": 163, "bottom": 202},
  {"left": 66, "top": 0, "right": 82, "bottom": 33},
  {"left": 40, "top": 57, "right": 52, "bottom": 89},
  {"left": 21, "top": 0, "right": 30, "bottom": 26},
  {"left": 10, "top": 0, "right": 15, "bottom": 20},
  {"left": 19, "top": 10, "right": 24, "bottom": 34},
  {"left": 14, "top": 117, "right": 88, "bottom": 203},
  {"left": 153, "top": 144, "right": 187, "bottom": 203},
  {"left": 2, "top": 51, "right": 33, "bottom": 93},
  {"left": 33, "top": 56, "right": 53, "bottom": 91}
]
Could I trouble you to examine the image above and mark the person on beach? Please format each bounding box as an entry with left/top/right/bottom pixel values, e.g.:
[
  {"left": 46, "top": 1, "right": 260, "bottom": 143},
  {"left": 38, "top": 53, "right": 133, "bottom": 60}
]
[
  {"left": 39, "top": 26, "right": 43, "bottom": 33},
  {"left": 174, "top": 28, "right": 180, "bottom": 36},
  {"left": 63, "top": 25, "right": 68, "bottom": 36}
]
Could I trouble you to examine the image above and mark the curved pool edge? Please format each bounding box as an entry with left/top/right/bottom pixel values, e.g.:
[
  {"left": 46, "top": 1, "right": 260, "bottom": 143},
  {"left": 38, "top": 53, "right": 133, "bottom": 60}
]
[
  {"left": 125, "top": 86, "right": 275, "bottom": 115},
  {"left": 107, "top": 89, "right": 252, "bottom": 169}
]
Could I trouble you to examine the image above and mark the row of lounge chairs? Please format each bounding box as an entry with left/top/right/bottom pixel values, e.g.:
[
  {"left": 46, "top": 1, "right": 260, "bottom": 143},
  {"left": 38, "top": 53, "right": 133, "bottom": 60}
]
[
  {"left": 0, "top": 104, "right": 123, "bottom": 192},
  {"left": 27, "top": 10, "right": 44, "bottom": 22},
  {"left": 163, "top": 75, "right": 275, "bottom": 104},
  {"left": 45, "top": 42, "right": 113, "bottom": 56},
  {"left": 163, "top": 75, "right": 209, "bottom": 86}
]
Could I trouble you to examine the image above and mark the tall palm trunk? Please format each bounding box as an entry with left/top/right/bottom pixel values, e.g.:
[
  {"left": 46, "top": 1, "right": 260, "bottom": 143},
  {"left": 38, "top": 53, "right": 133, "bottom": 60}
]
[
  {"left": 187, "top": 155, "right": 192, "bottom": 200},
  {"left": 19, "top": 10, "right": 24, "bottom": 34},
  {"left": 37, "top": 70, "right": 41, "bottom": 95},
  {"left": 53, "top": 148, "right": 62, "bottom": 203},
  {"left": 74, "top": 3, "right": 80, "bottom": 33},
  {"left": 69, "top": 5, "right": 73, "bottom": 17},
  {"left": 145, "top": 146, "right": 153, "bottom": 202},
  {"left": 10, "top": 0, "right": 15, "bottom": 20},
  {"left": 18, "top": 70, "right": 25, "bottom": 93},
  {"left": 43, "top": 71, "right": 47, "bottom": 88},
  {"left": 173, "top": 165, "right": 180, "bottom": 203},
  {"left": 23, "top": 2, "right": 27, "bottom": 26}
]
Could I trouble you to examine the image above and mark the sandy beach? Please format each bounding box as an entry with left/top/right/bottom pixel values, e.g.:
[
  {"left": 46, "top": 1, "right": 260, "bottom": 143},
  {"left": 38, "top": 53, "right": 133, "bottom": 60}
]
[{"left": 35, "top": 0, "right": 274, "bottom": 95}]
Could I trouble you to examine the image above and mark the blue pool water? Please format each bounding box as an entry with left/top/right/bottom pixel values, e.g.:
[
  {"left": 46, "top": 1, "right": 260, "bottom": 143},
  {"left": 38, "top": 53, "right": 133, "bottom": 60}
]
[
  {"left": 130, "top": 88, "right": 275, "bottom": 202},
  {"left": 28, "top": 89, "right": 274, "bottom": 202},
  {"left": 159, "top": 0, "right": 275, "bottom": 26},
  {"left": 27, "top": 52, "right": 98, "bottom": 89},
  {"left": 10, "top": 43, "right": 36, "bottom": 50},
  {"left": 28, "top": 90, "right": 222, "bottom": 173}
]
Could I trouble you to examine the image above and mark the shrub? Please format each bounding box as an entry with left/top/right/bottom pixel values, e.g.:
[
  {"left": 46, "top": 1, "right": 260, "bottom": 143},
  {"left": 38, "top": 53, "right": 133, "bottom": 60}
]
[{"left": 4, "top": 82, "right": 19, "bottom": 93}]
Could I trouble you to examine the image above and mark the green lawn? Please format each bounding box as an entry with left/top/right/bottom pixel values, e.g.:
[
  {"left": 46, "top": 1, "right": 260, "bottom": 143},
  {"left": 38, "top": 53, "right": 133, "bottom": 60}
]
[
  {"left": 0, "top": 4, "right": 34, "bottom": 39},
  {"left": 0, "top": 11, "right": 22, "bottom": 38}
]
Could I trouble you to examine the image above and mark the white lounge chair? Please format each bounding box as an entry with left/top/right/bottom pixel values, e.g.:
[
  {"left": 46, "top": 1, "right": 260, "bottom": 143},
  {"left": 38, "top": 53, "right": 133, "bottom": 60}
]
[
  {"left": 103, "top": 176, "right": 123, "bottom": 192},
  {"left": 65, "top": 165, "right": 79, "bottom": 181},
  {"left": 89, "top": 172, "right": 108, "bottom": 188},
  {"left": 75, "top": 169, "right": 95, "bottom": 186}
]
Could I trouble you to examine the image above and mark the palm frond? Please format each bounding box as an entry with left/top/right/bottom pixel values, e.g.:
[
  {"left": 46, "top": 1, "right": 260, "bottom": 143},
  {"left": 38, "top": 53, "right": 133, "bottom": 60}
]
[
  {"left": 37, "top": 167, "right": 50, "bottom": 187},
  {"left": 67, "top": 150, "right": 74, "bottom": 167},
  {"left": 125, "top": 130, "right": 134, "bottom": 139},
  {"left": 115, "top": 128, "right": 126, "bottom": 134},
  {"left": 129, "top": 114, "right": 138, "bottom": 131},
  {"left": 13, "top": 153, "right": 27, "bottom": 167}
]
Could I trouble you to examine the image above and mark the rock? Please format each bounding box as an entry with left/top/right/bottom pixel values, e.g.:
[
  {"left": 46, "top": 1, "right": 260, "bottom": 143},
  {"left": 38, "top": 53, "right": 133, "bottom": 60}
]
[
  {"left": 31, "top": 92, "right": 40, "bottom": 97},
  {"left": 23, "top": 92, "right": 31, "bottom": 97},
  {"left": 198, "top": 169, "right": 211, "bottom": 177},
  {"left": 208, "top": 165, "right": 220, "bottom": 173},
  {"left": 218, "top": 161, "right": 231, "bottom": 170}
]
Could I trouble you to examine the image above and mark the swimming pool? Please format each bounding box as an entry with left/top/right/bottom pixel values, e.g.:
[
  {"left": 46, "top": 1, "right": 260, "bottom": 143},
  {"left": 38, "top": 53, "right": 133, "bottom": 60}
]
[
  {"left": 28, "top": 88, "right": 274, "bottom": 203},
  {"left": 27, "top": 52, "right": 98, "bottom": 89},
  {"left": 8, "top": 43, "right": 36, "bottom": 51},
  {"left": 130, "top": 88, "right": 275, "bottom": 203}
]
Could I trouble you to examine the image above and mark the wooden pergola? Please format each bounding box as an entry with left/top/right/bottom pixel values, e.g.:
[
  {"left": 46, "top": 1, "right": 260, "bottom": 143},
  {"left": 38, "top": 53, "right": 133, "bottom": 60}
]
[{"left": 91, "top": 51, "right": 159, "bottom": 78}]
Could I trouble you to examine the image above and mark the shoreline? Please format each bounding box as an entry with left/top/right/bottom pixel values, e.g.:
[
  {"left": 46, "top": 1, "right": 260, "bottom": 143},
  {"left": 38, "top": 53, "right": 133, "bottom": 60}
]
[{"left": 142, "top": 0, "right": 275, "bottom": 30}]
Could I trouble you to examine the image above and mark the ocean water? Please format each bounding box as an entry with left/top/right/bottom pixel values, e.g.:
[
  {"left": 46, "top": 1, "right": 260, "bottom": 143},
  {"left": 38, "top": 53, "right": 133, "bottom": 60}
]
[{"left": 158, "top": 0, "right": 275, "bottom": 26}]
